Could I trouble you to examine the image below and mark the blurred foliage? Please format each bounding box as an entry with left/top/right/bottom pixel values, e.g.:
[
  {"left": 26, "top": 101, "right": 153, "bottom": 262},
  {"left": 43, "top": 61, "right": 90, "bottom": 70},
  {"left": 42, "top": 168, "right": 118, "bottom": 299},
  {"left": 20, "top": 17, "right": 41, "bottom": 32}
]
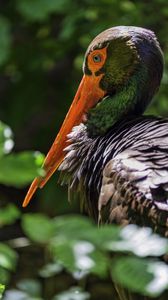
[
  {"left": 1, "top": 123, "right": 168, "bottom": 299},
  {"left": 0, "top": 0, "right": 168, "bottom": 299},
  {"left": 0, "top": 242, "right": 17, "bottom": 287},
  {"left": 0, "top": 284, "right": 5, "bottom": 299},
  {"left": 0, "top": 121, "right": 44, "bottom": 187},
  {"left": 2, "top": 213, "right": 168, "bottom": 299},
  {"left": 0, "top": 17, "right": 11, "bottom": 66},
  {"left": 0, "top": 119, "right": 44, "bottom": 296},
  {"left": 0, "top": 204, "right": 20, "bottom": 227}
]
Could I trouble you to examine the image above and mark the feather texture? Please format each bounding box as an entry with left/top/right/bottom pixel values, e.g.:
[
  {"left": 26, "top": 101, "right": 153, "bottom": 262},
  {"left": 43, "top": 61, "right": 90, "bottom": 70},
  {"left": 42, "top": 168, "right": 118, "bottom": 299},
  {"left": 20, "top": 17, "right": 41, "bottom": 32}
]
[{"left": 59, "top": 115, "right": 168, "bottom": 235}]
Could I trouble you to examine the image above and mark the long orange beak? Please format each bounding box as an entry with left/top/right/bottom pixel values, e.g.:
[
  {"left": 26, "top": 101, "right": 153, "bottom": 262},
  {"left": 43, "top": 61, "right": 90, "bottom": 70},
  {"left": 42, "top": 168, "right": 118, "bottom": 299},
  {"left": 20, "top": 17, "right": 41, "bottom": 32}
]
[{"left": 22, "top": 74, "right": 105, "bottom": 207}]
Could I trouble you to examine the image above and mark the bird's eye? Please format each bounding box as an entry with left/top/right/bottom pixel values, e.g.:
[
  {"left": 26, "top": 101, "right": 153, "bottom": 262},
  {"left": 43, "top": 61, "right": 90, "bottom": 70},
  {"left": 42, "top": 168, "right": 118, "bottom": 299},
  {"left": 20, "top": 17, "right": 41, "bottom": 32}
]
[{"left": 93, "top": 54, "right": 102, "bottom": 63}]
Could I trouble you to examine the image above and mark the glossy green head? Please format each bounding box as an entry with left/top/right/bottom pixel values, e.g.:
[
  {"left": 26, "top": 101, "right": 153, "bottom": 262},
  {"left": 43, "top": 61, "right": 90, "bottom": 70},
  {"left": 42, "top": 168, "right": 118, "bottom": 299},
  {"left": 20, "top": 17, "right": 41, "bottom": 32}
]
[{"left": 83, "top": 26, "right": 163, "bottom": 136}]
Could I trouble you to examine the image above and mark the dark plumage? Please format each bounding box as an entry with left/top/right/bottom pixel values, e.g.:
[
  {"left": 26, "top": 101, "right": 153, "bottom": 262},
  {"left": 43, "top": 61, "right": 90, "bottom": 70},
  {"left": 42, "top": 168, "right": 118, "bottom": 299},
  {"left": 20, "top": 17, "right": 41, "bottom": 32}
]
[{"left": 59, "top": 116, "right": 168, "bottom": 236}]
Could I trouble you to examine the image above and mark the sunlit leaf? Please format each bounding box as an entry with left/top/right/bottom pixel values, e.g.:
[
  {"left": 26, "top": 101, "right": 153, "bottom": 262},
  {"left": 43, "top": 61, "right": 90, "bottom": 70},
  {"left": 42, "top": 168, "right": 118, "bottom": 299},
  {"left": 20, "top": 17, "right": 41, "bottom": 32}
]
[
  {"left": 111, "top": 257, "right": 168, "bottom": 297},
  {"left": 104, "top": 225, "right": 168, "bottom": 256},
  {"left": 92, "top": 225, "right": 121, "bottom": 247},
  {"left": 0, "top": 204, "right": 20, "bottom": 227},
  {"left": 3, "top": 290, "right": 28, "bottom": 300},
  {"left": 0, "top": 284, "right": 5, "bottom": 299},
  {"left": 3, "top": 289, "right": 43, "bottom": 300},
  {"left": 52, "top": 286, "right": 90, "bottom": 300},
  {"left": 0, "top": 121, "right": 14, "bottom": 157},
  {"left": 51, "top": 240, "right": 76, "bottom": 272},
  {"left": 17, "top": 279, "right": 42, "bottom": 297},
  {"left": 39, "top": 262, "right": 63, "bottom": 278},
  {"left": 0, "top": 151, "right": 44, "bottom": 187},
  {"left": 53, "top": 215, "right": 94, "bottom": 240},
  {"left": 53, "top": 215, "right": 121, "bottom": 247},
  {"left": 51, "top": 239, "right": 108, "bottom": 277},
  {"left": 0, "top": 243, "right": 18, "bottom": 271},
  {"left": 22, "top": 213, "right": 55, "bottom": 243}
]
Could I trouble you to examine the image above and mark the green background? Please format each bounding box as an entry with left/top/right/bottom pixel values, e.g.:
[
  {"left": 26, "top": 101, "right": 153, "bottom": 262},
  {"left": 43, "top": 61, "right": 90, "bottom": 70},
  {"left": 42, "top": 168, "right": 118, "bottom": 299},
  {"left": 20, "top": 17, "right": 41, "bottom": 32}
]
[{"left": 0, "top": 0, "right": 168, "bottom": 299}]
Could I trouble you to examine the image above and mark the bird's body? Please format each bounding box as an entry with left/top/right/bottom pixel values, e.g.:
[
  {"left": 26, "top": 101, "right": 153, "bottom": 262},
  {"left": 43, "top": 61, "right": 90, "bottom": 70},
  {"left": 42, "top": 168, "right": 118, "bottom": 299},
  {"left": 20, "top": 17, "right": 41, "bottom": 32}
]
[
  {"left": 59, "top": 116, "right": 168, "bottom": 236},
  {"left": 23, "top": 26, "right": 168, "bottom": 236}
]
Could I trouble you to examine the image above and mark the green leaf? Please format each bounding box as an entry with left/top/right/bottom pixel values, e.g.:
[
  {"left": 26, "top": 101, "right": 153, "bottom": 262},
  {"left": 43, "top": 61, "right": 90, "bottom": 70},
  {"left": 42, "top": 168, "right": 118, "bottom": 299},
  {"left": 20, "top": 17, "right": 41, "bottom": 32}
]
[
  {"left": 22, "top": 213, "right": 55, "bottom": 243},
  {"left": 3, "top": 289, "right": 43, "bottom": 300},
  {"left": 16, "top": 279, "right": 42, "bottom": 297},
  {"left": 51, "top": 239, "right": 108, "bottom": 277},
  {"left": 39, "top": 262, "right": 63, "bottom": 278},
  {"left": 92, "top": 225, "right": 121, "bottom": 247},
  {"left": 0, "top": 121, "right": 14, "bottom": 157},
  {"left": 0, "top": 204, "right": 20, "bottom": 227},
  {"left": 53, "top": 215, "right": 94, "bottom": 240},
  {"left": 111, "top": 257, "right": 168, "bottom": 297},
  {"left": 53, "top": 215, "right": 120, "bottom": 247},
  {"left": 0, "top": 151, "right": 44, "bottom": 187},
  {"left": 51, "top": 240, "right": 76, "bottom": 273},
  {"left": 0, "top": 243, "right": 18, "bottom": 271},
  {"left": 0, "top": 266, "right": 10, "bottom": 285},
  {"left": 88, "top": 247, "right": 108, "bottom": 278},
  {"left": 0, "top": 17, "right": 11, "bottom": 65},
  {"left": 0, "top": 284, "right": 5, "bottom": 299},
  {"left": 52, "top": 286, "right": 90, "bottom": 300}
]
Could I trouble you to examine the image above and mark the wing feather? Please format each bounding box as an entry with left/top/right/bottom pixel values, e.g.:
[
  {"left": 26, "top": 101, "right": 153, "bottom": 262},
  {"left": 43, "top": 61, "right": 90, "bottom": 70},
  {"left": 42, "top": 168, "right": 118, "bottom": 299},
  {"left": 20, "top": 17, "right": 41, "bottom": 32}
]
[{"left": 99, "top": 149, "right": 168, "bottom": 236}]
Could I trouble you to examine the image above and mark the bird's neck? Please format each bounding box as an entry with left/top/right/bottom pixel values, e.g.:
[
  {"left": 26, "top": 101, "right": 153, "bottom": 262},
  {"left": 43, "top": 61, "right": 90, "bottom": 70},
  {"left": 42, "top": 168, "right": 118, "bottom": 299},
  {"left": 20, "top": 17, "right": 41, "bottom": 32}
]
[{"left": 86, "top": 66, "right": 150, "bottom": 137}]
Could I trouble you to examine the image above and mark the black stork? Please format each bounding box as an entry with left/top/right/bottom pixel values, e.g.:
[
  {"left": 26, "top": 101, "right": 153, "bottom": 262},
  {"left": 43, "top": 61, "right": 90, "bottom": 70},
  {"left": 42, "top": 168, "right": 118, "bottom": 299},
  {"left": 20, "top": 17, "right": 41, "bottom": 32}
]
[{"left": 23, "top": 26, "right": 168, "bottom": 236}]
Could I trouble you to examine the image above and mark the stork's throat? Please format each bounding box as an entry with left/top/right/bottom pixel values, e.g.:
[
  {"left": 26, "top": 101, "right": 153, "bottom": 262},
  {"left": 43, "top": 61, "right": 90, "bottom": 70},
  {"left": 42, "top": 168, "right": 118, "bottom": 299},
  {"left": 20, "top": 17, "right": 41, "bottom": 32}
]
[{"left": 86, "top": 85, "right": 136, "bottom": 137}]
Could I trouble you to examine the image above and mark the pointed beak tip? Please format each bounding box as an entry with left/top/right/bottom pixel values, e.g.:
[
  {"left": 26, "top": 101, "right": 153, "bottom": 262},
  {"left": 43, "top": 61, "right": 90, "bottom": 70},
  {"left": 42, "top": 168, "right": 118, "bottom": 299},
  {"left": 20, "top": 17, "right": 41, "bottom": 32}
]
[
  {"left": 22, "top": 177, "right": 39, "bottom": 208},
  {"left": 22, "top": 201, "right": 27, "bottom": 208}
]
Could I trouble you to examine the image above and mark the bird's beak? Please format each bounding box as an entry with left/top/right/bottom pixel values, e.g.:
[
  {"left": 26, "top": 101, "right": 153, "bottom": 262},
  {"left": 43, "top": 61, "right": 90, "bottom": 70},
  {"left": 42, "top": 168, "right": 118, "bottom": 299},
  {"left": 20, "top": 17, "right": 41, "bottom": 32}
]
[{"left": 22, "top": 74, "right": 105, "bottom": 207}]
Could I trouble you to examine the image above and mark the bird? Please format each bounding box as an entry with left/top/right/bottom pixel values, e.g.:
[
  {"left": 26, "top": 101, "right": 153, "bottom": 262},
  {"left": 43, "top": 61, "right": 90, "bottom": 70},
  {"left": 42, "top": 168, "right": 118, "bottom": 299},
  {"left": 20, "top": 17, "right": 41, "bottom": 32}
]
[{"left": 23, "top": 26, "right": 168, "bottom": 236}]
